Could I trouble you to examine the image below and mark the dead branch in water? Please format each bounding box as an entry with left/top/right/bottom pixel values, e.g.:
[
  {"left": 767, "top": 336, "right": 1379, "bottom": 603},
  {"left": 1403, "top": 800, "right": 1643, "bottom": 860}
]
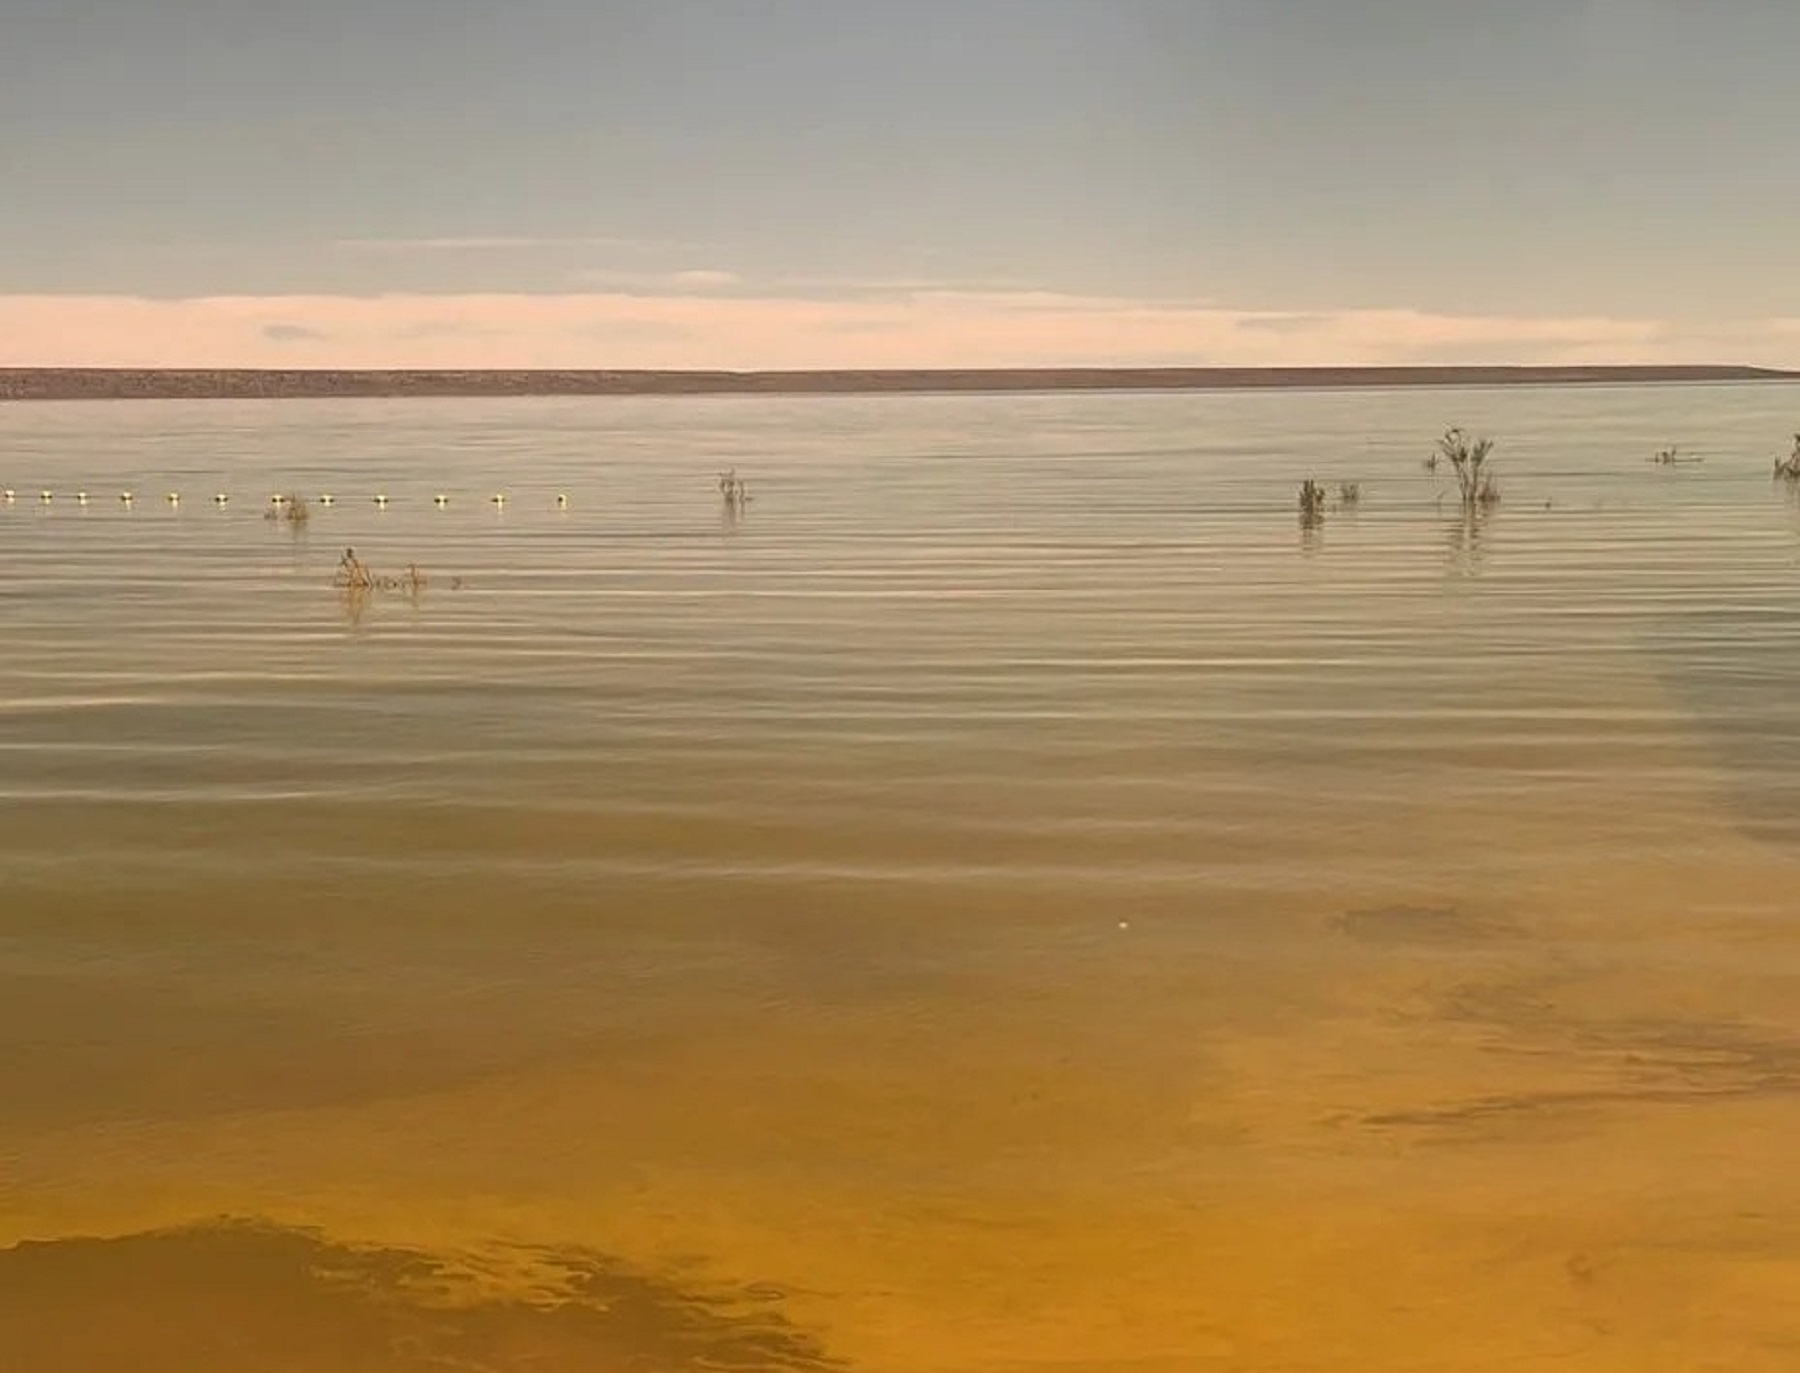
[{"left": 333, "top": 548, "right": 442, "bottom": 594}]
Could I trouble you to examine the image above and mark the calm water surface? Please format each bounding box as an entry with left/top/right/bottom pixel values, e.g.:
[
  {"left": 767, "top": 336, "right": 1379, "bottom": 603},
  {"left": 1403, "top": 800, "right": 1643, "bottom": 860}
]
[{"left": 3, "top": 386, "right": 1800, "bottom": 1370}]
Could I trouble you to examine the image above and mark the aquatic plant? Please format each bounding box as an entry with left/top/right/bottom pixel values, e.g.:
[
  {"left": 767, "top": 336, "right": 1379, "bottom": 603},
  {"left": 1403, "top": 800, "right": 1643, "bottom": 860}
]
[
  {"left": 1774, "top": 433, "right": 1800, "bottom": 481},
  {"left": 1336, "top": 481, "right": 1362, "bottom": 507},
  {"left": 264, "top": 493, "right": 310, "bottom": 524},
  {"left": 335, "top": 546, "right": 372, "bottom": 590},
  {"left": 718, "top": 468, "right": 749, "bottom": 510},
  {"left": 1434, "top": 428, "right": 1500, "bottom": 509},
  {"left": 1297, "top": 478, "right": 1328, "bottom": 527}
]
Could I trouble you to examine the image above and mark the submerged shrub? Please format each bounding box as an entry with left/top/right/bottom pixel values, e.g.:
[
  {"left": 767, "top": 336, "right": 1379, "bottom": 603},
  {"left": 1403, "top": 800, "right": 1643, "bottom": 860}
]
[
  {"left": 1775, "top": 433, "right": 1800, "bottom": 481},
  {"left": 1434, "top": 428, "right": 1500, "bottom": 509},
  {"left": 264, "top": 493, "right": 310, "bottom": 524},
  {"left": 1298, "top": 478, "right": 1327, "bottom": 526}
]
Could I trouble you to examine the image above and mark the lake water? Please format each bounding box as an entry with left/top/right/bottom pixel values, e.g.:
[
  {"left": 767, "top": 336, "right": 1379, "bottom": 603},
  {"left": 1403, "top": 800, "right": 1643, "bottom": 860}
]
[{"left": 3, "top": 385, "right": 1800, "bottom": 1371}]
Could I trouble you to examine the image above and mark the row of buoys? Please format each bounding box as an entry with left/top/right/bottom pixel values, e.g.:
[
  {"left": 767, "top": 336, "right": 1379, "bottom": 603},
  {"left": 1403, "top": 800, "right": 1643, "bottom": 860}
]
[
  {"left": 4, "top": 489, "right": 570, "bottom": 509},
  {"left": 0, "top": 488, "right": 179, "bottom": 506}
]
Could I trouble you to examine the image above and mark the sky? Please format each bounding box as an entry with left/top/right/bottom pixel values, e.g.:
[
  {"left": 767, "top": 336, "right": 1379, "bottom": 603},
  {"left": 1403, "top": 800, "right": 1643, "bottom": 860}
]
[{"left": 5, "top": 0, "right": 1800, "bottom": 369}]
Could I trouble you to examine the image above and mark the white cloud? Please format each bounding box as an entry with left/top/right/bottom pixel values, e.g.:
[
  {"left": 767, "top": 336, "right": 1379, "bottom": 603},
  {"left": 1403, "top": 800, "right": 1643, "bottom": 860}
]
[
  {"left": 0, "top": 291, "right": 1794, "bottom": 371},
  {"left": 333, "top": 236, "right": 693, "bottom": 253},
  {"left": 570, "top": 268, "right": 742, "bottom": 292},
  {"left": 764, "top": 274, "right": 1052, "bottom": 296}
]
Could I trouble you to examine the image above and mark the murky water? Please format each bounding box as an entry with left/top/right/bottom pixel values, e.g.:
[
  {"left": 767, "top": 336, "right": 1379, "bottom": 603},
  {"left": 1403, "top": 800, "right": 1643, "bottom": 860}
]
[{"left": 4, "top": 386, "right": 1800, "bottom": 1370}]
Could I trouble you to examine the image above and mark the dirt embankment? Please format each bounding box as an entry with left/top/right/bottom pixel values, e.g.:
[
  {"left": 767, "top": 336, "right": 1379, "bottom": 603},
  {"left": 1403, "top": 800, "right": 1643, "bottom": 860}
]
[{"left": 0, "top": 365, "right": 1792, "bottom": 401}]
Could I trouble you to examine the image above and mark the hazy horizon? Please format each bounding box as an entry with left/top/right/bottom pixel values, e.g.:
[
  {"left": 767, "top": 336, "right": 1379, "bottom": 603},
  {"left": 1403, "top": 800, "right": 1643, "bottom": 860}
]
[{"left": 7, "top": 1, "right": 1800, "bottom": 370}]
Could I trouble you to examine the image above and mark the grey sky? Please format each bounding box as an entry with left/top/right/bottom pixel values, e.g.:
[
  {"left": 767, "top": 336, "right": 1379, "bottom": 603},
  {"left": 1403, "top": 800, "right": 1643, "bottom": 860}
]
[{"left": 4, "top": 0, "right": 1799, "bottom": 364}]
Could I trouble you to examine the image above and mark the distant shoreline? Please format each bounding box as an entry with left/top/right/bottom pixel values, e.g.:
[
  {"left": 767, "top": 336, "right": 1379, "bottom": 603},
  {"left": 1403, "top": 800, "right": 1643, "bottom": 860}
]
[{"left": 1, "top": 364, "right": 1794, "bottom": 402}]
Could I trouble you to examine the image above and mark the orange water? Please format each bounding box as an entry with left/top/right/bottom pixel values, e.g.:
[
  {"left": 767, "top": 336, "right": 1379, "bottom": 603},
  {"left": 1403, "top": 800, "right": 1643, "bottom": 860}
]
[{"left": 4, "top": 387, "right": 1800, "bottom": 1369}]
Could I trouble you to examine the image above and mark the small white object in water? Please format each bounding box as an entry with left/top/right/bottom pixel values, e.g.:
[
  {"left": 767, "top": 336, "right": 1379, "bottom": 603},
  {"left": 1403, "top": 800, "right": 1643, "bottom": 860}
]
[
  {"left": 2, "top": 489, "right": 14, "bottom": 503},
  {"left": 120, "top": 491, "right": 134, "bottom": 504},
  {"left": 434, "top": 493, "right": 448, "bottom": 508},
  {"left": 39, "top": 490, "right": 53, "bottom": 503},
  {"left": 318, "top": 494, "right": 334, "bottom": 506},
  {"left": 374, "top": 494, "right": 389, "bottom": 508},
  {"left": 213, "top": 493, "right": 229, "bottom": 506},
  {"left": 555, "top": 493, "right": 569, "bottom": 509},
  {"left": 76, "top": 491, "right": 90, "bottom": 506},
  {"left": 1118, "top": 921, "right": 1130, "bottom": 931},
  {"left": 491, "top": 493, "right": 506, "bottom": 507},
  {"left": 166, "top": 492, "right": 180, "bottom": 505}
]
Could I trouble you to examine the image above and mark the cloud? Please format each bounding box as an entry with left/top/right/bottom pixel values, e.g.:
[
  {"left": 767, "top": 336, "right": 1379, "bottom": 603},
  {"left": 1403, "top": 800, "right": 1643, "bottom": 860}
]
[
  {"left": 820, "top": 316, "right": 910, "bottom": 335},
  {"left": 1235, "top": 312, "right": 1334, "bottom": 335},
  {"left": 569, "top": 268, "right": 742, "bottom": 293},
  {"left": 572, "top": 271, "right": 1166, "bottom": 309},
  {"left": 908, "top": 289, "right": 1216, "bottom": 315},
  {"left": 333, "top": 236, "right": 694, "bottom": 253},
  {"left": 671, "top": 269, "right": 738, "bottom": 289},
  {"left": 0, "top": 290, "right": 1794, "bottom": 370},
  {"left": 395, "top": 319, "right": 497, "bottom": 340},
  {"left": 766, "top": 274, "right": 1052, "bottom": 297}
]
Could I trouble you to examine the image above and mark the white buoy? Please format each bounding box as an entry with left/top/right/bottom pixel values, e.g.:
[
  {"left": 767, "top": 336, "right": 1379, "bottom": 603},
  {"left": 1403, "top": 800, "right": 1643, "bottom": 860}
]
[
  {"left": 120, "top": 491, "right": 134, "bottom": 505},
  {"left": 555, "top": 493, "right": 569, "bottom": 509},
  {"left": 213, "top": 493, "right": 229, "bottom": 506},
  {"left": 166, "top": 492, "right": 180, "bottom": 506},
  {"left": 374, "top": 493, "right": 389, "bottom": 508},
  {"left": 76, "top": 491, "right": 90, "bottom": 506},
  {"left": 2, "top": 489, "right": 14, "bottom": 503},
  {"left": 318, "top": 494, "right": 334, "bottom": 507},
  {"left": 433, "top": 493, "right": 448, "bottom": 508},
  {"left": 39, "top": 490, "right": 53, "bottom": 504}
]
